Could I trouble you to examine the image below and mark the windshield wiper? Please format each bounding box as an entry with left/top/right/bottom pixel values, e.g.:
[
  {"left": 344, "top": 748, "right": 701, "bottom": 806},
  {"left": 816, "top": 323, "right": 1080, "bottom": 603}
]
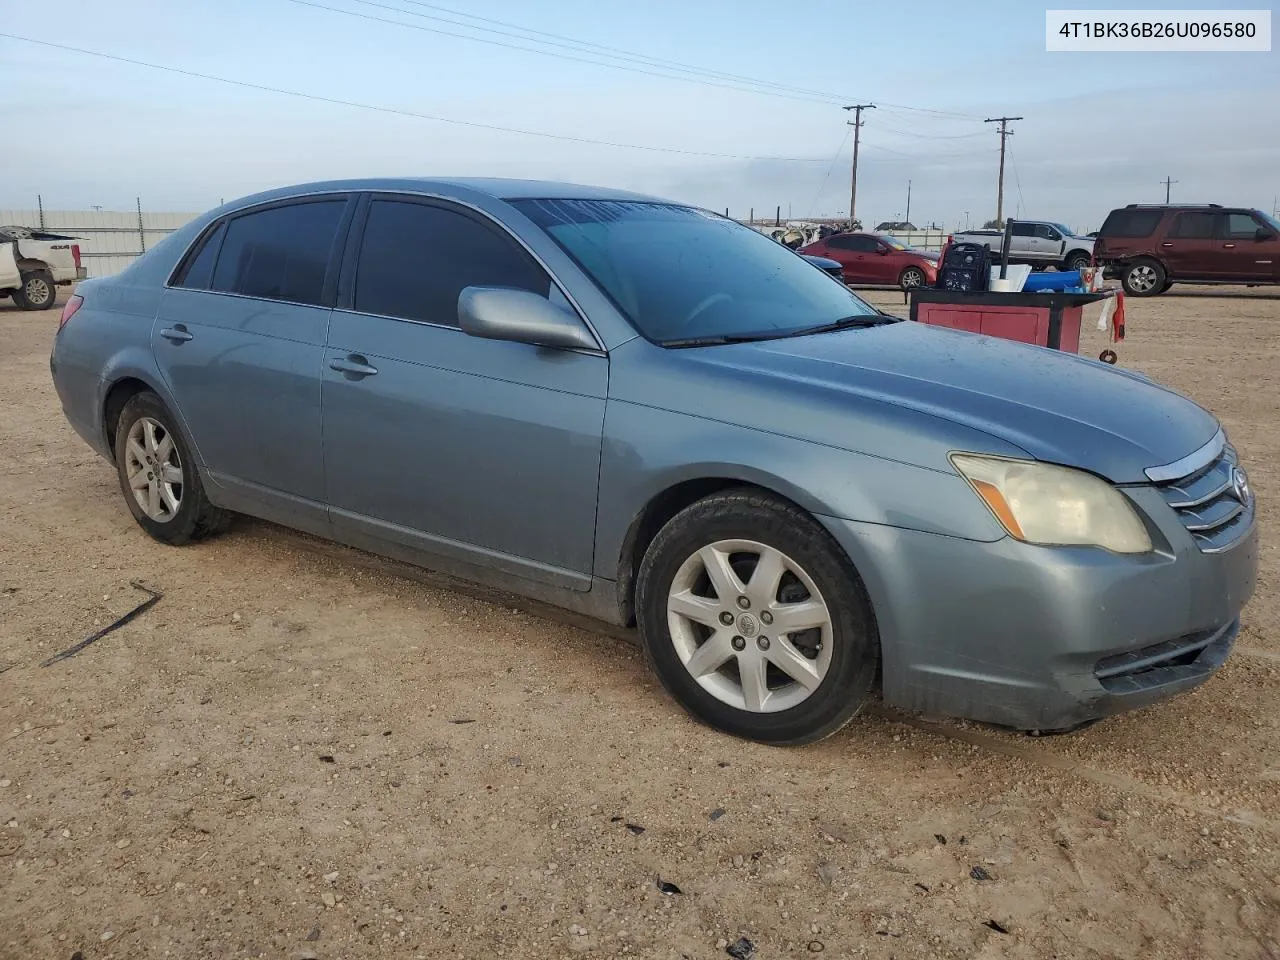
[
  {"left": 662, "top": 332, "right": 781, "bottom": 348},
  {"left": 776, "top": 313, "right": 901, "bottom": 339}
]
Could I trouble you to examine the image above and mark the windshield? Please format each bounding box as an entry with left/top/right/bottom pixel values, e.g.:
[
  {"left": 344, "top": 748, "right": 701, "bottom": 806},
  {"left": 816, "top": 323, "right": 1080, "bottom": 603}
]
[
  {"left": 511, "top": 199, "right": 879, "bottom": 344},
  {"left": 1051, "top": 222, "right": 1077, "bottom": 238},
  {"left": 1258, "top": 211, "right": 1280, "bottom": 233}
]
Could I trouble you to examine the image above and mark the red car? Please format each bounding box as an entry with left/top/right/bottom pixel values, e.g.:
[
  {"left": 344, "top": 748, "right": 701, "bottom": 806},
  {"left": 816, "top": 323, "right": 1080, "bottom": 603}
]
[{"left": 799, "top": 232, "right": 938, "bottom": 290}]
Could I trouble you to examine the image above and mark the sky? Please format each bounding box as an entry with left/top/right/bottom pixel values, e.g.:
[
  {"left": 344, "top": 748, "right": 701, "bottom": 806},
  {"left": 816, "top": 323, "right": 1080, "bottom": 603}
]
[{"left": 2, "top": 0, "right": 1277, "bottom": 231}]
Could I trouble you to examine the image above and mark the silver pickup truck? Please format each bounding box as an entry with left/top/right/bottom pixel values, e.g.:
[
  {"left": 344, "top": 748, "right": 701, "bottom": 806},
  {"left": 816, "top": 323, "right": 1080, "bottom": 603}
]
[{"left": 952, "top": 220, "right": 1094, "bottom": 271}]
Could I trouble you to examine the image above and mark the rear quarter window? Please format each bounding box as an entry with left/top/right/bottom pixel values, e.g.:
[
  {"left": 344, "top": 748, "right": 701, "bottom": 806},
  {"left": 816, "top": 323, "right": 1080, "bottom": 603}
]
[{"left": 1099, "top": 209, "right": 1163, "bottom": 238}]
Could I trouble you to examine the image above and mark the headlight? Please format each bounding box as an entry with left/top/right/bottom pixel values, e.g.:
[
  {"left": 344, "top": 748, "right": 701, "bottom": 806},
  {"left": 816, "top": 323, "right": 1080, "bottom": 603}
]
[{"left": 951, "top": 454, "right": 1152, "bottom": 554}]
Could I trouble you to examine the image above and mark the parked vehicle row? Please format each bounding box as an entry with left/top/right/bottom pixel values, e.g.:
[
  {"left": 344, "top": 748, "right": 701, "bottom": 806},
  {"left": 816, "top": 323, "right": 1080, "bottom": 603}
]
[{"left": 51, "top": 178, "right": 1258, "bottom": 744}]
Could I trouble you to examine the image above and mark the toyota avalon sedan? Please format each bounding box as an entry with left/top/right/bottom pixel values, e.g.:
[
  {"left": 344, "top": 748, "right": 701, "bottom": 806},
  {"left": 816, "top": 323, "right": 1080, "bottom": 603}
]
[{"left": 50, "top": 178, "right": 1258, "bottom": 744}]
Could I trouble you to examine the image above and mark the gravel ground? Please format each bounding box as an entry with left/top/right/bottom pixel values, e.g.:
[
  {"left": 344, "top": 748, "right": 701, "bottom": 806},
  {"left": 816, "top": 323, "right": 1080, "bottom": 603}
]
[{"left": 1, "top": 285, "right": 1278, "bottom": 960}]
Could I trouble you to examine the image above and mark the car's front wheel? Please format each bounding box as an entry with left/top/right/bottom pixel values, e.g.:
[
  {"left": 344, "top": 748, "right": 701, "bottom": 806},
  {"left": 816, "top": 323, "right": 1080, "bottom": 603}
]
[
  {"left": 113, "top": 391, "right": 231, "bottom": 545},
  {"left": 635, "top": 489, "right": 879, "bottom": 745},
  {"left": 899, "top": 266, "right": 926, "bottom": 290},
  {"left": 1063, "top": 251, "right": 1092, "bottom": 272}
]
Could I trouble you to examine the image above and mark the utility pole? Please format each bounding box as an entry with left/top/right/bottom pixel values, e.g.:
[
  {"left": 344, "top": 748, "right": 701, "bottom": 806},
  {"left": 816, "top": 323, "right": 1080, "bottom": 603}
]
[
  {"left": 984, "top": 116, "right": 1022, "bottom": 225},
  {"left": 1160, "top": 176, "right": 1178, "bottom": 203},
  {"left": 905, "top": 179, "right": 912, "bottom": 225},
  {"left": 843, "top": 103, "right": 875, "bottom": 223}
]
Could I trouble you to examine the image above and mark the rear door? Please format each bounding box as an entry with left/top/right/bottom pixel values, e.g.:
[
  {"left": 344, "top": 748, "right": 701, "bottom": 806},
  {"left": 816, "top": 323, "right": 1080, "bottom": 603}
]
[
  {"left": 154, "top": 195, "right": 354, "bottom": 529},
  {"left": 1214, "top": 211, "right": 1280, "bottom": 281},
  {"left": 1008, "top": 222, "right": 1040, "bottom": 262},
  {"left": 321, "top": 194, "right": 607, "bottom": 589},
  {"left": 1160, "top": 211, "right": 1220, "bottom": 279}
]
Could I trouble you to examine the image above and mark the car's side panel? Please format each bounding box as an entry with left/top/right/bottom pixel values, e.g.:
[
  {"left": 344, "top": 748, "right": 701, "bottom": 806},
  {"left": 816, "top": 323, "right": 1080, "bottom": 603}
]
[{"left": 593, "top": 397, "right": 1007, "bottom": 585}]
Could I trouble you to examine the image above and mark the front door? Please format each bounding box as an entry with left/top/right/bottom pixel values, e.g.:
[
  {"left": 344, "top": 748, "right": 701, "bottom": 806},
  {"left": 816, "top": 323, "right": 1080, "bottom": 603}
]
[
  {"left": 825, "top": 235, "right": 883, "bottom": 282},
  {"left": 321, "top": 196, "right": 607, "bottom": 590},
  {"left": 1159, "top": 211, "right": 1221, "bottom": 279},
  {"left": 153, "top": 196, "right": 353, "bottom": 529},
  {"left": 1214, "top": 211, "right": 1280, "bottom": 281}
]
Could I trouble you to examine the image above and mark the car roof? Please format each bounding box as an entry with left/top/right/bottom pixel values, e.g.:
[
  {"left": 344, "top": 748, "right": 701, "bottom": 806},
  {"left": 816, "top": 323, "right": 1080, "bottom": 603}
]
[{"left": 221, "top": 177, "right": 669, "bottom": 210}]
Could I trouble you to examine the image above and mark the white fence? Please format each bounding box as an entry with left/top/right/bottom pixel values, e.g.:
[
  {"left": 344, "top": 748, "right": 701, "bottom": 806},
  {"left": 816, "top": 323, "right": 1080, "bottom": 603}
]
[{"left": 0, "top": 208, "right": 199, "bottom": 278}]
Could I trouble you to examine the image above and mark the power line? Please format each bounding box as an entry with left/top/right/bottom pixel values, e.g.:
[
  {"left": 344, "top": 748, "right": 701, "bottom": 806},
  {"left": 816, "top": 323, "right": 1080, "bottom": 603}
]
[
  {"left": 0, "top": 33, "right": 831, "bottom": 162},
  {"left": 1009, "top": 142, "right": 1026, "bottom": 218},
  {"left": 287, "top": 0, "right": 845, "bottom": 106},
  {"left": 385, "top": 0, "right": 865, "bottom": 103},
  {"left": 808, "top": 125, "right": 854, "bottom": 217}
]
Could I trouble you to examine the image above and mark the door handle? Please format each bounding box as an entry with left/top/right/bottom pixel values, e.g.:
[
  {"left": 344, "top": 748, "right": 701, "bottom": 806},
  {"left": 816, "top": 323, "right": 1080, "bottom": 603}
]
[
  {"left": 160, "top": 325, "right": 193, "bottom": 343},
  {"left": 329, "top": 355, "right": 379, "bottom": 378},
  {"left": 1223, "top": 243, "right": 1236, "bottom": 249},
  {"left": 1161, "top": 242, "right": 1174, "bottom": 247}
]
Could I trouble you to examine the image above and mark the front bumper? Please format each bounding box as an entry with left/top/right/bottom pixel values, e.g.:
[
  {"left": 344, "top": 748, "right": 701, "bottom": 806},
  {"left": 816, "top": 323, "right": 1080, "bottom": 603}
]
[{"left": 818, "top": 503, "right": 1258, "bottom": 731}]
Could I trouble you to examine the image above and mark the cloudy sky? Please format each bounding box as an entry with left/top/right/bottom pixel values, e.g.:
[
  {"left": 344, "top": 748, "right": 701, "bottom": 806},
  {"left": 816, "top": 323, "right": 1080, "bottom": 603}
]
[{"left": 3, "top": 0, "right": 1277, "bottom": 231}]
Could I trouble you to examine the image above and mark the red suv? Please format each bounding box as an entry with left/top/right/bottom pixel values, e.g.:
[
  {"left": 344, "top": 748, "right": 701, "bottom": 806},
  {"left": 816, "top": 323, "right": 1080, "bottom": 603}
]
[
  {"left": 1094, "top": 204, "right": 1280, "bottom": 296},
  {"left": 799, "top": 232, "right": 938, "bottom": 290}
]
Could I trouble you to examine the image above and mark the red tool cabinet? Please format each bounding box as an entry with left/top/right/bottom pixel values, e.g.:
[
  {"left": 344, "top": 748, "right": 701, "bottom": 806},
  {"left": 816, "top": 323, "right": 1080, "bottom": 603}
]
[{"left": 908, "top": 290, "right": 1112, "bottom": 353}]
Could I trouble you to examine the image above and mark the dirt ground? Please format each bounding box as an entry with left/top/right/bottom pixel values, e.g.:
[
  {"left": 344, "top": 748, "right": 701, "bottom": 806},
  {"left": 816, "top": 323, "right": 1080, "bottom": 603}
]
[{"left": 1, "top": 284, "right": 1278, "bottom": 960}]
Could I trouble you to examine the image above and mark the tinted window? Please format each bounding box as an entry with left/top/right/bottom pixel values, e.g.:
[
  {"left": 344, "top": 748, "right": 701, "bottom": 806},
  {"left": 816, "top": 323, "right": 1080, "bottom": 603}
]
[
  {"left": 175, "top": 222, "right": 226, "bottom": 290},
  {"left": 829, "top": 234, "right": 876, "bottom": 252},
  {"left": 1223, "top": 213, "right": 1261, "bottom": 239},
  {"left": 512, "top": 199, "right": 880, "bottom": 344},
  {"left": 1099, "top": 209, "right": 1162, "bottom": 238},
  {"left": 211, "top": 200, "right": 346, "bottom": 306},
  {"left": 1010, "top": 223, "right": 1034, "bottom": 237},
  {"left": 353, "top": 200, "right": 550, "bottom": 326},
  {"left": 1169, "top": 212, "right": 1217, "bottom": 238},
  {"left": 1035, "top": 224, "right": 1061, "bottom": 240}
]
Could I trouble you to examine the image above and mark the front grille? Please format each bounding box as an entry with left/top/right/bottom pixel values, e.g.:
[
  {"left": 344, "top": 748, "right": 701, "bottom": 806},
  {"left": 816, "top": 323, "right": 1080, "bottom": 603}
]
[{"left": 1154, "top": 444, "right": 1254, "bottom": 553}]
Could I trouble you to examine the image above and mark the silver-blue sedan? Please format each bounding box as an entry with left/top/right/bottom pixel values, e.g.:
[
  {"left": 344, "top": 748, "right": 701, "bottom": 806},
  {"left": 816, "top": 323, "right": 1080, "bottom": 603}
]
[{"left": 50, "top": 178, "right": 1259, "bottom": 744}]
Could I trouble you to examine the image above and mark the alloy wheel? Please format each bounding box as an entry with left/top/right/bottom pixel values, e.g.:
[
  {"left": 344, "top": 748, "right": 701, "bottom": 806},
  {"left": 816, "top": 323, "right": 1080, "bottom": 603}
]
[
  {"left": 666, "top": 539, "right": 833, "bottom": 713},
  {"left": 1127, "top": 264, "right": 1158, "bottom": 293},
  {"left": 124, "top": 417, "right": 183, "bottom": 522}
]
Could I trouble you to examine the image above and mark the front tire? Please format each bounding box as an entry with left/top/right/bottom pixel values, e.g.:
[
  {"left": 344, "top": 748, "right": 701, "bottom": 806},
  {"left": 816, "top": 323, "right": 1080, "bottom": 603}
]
[
  {"left": 1121, "top": 258, "right": 1166, "bottom": 297},
  {"left": 898, "top": 266, "right": 926, "bottom": 291},
  {"left": 13, "top": 270, "right": 56, "bottom": 310},
  {"left": 1063, "top": 251, "right": 1091, "bottom": 272},
  {"left": 113, "top": 392, "right": 231, "bottom": 545},
  {"left": 635, "top": 489, "right": 879, "bottom": 745}
]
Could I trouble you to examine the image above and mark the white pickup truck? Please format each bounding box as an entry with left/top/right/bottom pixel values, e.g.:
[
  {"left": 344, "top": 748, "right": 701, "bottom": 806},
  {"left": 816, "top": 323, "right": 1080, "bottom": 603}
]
[
  {"left": 0, "top": 226, "right": 86, "bottom": 310},
  {"left": 951, "top": 220, "right": 1094, "bottom": 271}
]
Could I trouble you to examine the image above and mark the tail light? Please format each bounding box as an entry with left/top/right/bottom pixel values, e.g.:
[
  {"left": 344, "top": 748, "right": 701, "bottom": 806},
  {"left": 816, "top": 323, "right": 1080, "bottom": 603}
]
[
  {"left": 71, "top": 244, "right": 82, "bottom": 270},
  {"left": 59, "top": 294, "right": 83, "bottom": 330}
]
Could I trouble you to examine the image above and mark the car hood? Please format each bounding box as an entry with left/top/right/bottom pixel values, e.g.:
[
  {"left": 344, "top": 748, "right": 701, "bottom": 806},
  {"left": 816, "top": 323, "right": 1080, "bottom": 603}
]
[{"left": 683, "top": 322, "right": 1218, "bottom": 483}]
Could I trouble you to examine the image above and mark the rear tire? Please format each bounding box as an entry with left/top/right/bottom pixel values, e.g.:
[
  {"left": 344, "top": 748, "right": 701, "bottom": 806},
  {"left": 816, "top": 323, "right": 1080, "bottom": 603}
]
[
  {"left": 12, "top": 269, "right": 56, "bottom": 310},
  {"left": 113, "top": 391, "right": 232, "bottom": 545},
  {"left": 1121, "top": 258, "right": 1166, "bottom": 297},
  {"left": 635, "top": 488, "right": 879, "bottom": 745}
]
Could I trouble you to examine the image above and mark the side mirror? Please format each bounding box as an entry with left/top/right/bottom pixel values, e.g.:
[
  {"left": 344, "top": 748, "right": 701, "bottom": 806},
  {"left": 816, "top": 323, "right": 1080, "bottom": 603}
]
[
  {"left": 1256, "top": 228, "right": 1275, "bottom": 242},
  {"left": 458, "top": 286, "right": 598, "bottom": 351}
]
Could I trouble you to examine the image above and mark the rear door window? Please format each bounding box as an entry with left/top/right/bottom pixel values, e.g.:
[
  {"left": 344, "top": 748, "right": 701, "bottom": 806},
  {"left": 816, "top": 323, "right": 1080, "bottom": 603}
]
[
  {"left": 352, "top": 199, "right": 550, "bottom": 326},
  {"left": 173, "top": 222, "right": 226, "bottom": 290},
  {"left": 1169, "top": 212, "right": 1218, "bottom": 238},
  {"left": 211, "top": 200, "right": 347, "bottom": 306},
  {"left": 1222, "top": 213, "right": 1262, "bottom": 239},
  {"left": 1099, "top": 209, "right": 1163, "bottom": 238}
]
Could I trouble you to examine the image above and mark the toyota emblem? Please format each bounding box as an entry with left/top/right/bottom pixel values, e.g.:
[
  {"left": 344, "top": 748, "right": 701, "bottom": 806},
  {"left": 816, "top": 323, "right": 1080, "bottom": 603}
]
[{"left": 1231, "top": 466, "right": 1251, "bottom": 505}]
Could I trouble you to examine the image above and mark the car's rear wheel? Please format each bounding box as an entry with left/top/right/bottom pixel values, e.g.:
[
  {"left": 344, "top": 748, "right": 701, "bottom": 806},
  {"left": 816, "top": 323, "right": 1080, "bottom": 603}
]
[
  {"left": 635, "top": 489, "right": 878, "bottom": 745},
  {"left": 1121, "top": 258, "right": 1166, "bottom": 296},
  {"left": 13, "top": 270, "right": 56, "bottom": 310},
  {"left": 899, "top": 266, "right": 926, "bottom": 290},
  {"left": 113, "top": 391, "right": 231, "bottom": 545}
]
